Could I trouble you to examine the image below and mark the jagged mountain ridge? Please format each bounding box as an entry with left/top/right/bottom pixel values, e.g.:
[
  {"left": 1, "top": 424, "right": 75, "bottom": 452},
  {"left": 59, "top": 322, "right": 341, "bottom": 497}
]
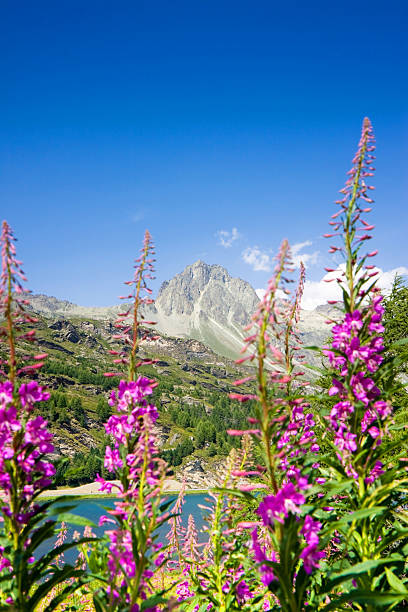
[{"left": 28, "top": 260, "right": 334, "bottom": 359}]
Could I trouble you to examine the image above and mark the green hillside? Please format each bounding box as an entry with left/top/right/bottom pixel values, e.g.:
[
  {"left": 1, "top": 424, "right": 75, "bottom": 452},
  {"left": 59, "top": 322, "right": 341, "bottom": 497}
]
[{"left": 13, "top": 313, "right": 255, "bottom": 487}]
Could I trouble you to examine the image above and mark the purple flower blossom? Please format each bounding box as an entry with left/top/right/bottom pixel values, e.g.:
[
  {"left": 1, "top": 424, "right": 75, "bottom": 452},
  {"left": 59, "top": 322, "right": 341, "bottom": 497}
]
[
  {"left": 345, "top": 310, "right": 363, "bottom": 332},
  {"left": 368, "top": 425, "right": 381, "bottom": 439},
  {"left": 299, "top": 516, "right": 325, "bottom": 574},
  {"left": 176, "top": 580, "right": 195, "bottom": 602},
  {"left": 328, "top": 379, "right": 346, "bottom": 397},
  {"left": 251, "top": 529, "right": 276, "bottom": 586},
  {"left": 350, "top": 372, "right": 380, "bottom": 406},
  {"left": 104, "top": 445, "right": 123, "bottom": 472},
  {"left": 334, "top": 428, "right": 357, "bottom": 453},
  {"left": 107, "top": 529, "right": 136, "bottom": 579},
  {"left": 301, "top": 515, "right": 322, "bottom": 545},
  {"left": 258, "top": 483, "right": 306, "bottom": 526},
  {"left": 365, "top": 460, "right": 384, "bottom": 485},
  {"left": 109, "top": 377, "right": 156, "bottom": 410},
  {"left": 0, "top": 382, "right": 13, "bottom": 407},
  {"left": 19, "top": 381, "right": 50, "bottom": 410},
  {"left": 373, "top": 400, "right": 392, "bottom": 418},
  {"left": 24, "top": 416, "right": 54, "bottom": 454},
  {"left": 372, "top": 295, "right": 384, "bottom": 315},
  {"left": 330, "top": 401, "right": 353, "bottom": 429},
  {"left": 323, "top": 349, "right": 348, "bottom": 374},
  {"left": 236, "top": 578, "right": 252, "bottom": 603},
  {"left": 300, "top": 543, "right": 326, "bottom": 574},
  {"left": 0, "top": 381, "right": 55, "bottom": 513}
]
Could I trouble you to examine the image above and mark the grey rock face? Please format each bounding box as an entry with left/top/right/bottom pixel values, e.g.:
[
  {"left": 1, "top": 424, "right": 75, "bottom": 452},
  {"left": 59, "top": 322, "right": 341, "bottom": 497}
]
[
  {"left": 152, "top": 261, "right": 260, "bottom": 357},
  {"left": 156, "top": 260, "right": 258, "bottom": 322}
]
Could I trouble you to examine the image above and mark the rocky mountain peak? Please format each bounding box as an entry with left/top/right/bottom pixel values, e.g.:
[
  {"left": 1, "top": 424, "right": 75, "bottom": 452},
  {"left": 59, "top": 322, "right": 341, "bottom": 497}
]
[
  {"left": 149, "top": 261, "right": 260, "bottom": 358},
  {"left": 155, "top": 260, "right": 258, "bottom": 321}
]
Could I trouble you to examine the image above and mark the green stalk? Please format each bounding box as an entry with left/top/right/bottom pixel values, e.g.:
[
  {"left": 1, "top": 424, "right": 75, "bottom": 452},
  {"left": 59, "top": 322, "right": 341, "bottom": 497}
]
[{"left": 257, "top": 243, "right": 289, "bottom": 494}]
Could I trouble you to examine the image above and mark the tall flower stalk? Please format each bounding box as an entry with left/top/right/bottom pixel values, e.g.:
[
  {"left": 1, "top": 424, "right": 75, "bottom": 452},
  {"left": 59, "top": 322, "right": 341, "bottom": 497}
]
[
  {"left": 0, "top": 221, "right": 92, "bottom": 611},
  {"left": 230, "top": 242, "right": 324, "bottom": 611},
  {"left": 93, "top": 231, "right": 172, "bottom": 611},
  {"left": 314, "top": 118, "right": 408, "bottom": 609}
]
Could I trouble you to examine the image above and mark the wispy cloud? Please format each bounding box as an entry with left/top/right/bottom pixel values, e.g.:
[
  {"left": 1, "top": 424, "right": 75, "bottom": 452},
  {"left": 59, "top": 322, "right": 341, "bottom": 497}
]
[
  {"left": 216, "top": 227, "right": 240, "bottom": 248},
  {"left": 291, "top": 240, "right": 319, "bottom": 268},
  {"left": 243, "top": 239, "right": 318, "bottom": 274},
  {"left": 301, "top": 265, "right": 408, "bottom": 310},
  {"left": 242, "top": 246, "right": 271, "bottom": 272}
]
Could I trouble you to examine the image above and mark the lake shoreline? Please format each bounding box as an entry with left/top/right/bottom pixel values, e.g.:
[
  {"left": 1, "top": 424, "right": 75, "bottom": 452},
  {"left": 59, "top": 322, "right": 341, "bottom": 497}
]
[{"left": 40, "top": 479, "right": 209, "bottom": 499}]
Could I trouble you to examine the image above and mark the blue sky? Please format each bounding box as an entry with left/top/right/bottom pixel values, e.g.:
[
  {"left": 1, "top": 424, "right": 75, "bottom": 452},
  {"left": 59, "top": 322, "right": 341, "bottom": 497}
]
[{"left": 1, "top": 0, "right": 407, "bottom": 307}]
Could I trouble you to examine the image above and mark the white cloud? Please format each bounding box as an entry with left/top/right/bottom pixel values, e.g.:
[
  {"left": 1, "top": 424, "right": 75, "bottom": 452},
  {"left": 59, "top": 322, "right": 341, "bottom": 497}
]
[
  {"left": 242, "top": 247, "right": 271, "bottom": 272},
  {"left": 292, "top": 240, "right": 312, "bottom": 254},
  {"left": 377, "top": 267, "right": 408, "bottom": 293},
  {"left": 291, "top": 240, "right": 319, "bottom": 269},
  {"left": 216, "top": 227, "right": 240, "bottom": 248},
  {"left": 255, "top": 288, "right": 266, "bottom": 300},
  {"left": 301, "top": 265, "right": 408, "bottom": 310},
  {"left": 242, "top": 238, "right": 318, "bottom": 275}
]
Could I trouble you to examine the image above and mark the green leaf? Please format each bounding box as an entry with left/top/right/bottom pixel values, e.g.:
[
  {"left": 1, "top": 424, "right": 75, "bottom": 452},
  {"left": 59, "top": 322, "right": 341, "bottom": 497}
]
[
  {"left": 322, "top": 590, "right": 407, "bottom": 610},
  {"left": 93, "top": 592, "right": 109, "bottom": 612},
  {"left": 389, "top": 338, "right": 408, "bottom": 349},
  {"left": 28, "top": 566, "right": 86, "bottom": 610},
  {"left": 141, "top": 596, "right": 168, "bottom": 610},
  {"left": 158, "top": 501, "right": 174, "bottom": 516},
  {"left": 56, "top": 512, "right": 96, "bottom": 527},
  {"left": 322, "top": 556, "right": 404, "bottom": 593},
  {"left": 34, "top": 537, "right": 96, "bottom": 575},
  {"left": 47, "top": 504, "right": 78, "bottom": 516},
  {"left": 23, "top": 521, "right": 56, "bottom": 559},
  {"left": 385, "top": 568, "right": 408, "bottom": 594},
  {"left": 337, "top": 506, "right": 387, "bottom": 525}
]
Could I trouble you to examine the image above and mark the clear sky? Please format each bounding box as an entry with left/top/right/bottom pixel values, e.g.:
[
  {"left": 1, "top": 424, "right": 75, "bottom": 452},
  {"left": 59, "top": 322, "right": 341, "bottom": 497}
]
[{"left": 1, "top": 0, "right": 407, "bottom": 308}]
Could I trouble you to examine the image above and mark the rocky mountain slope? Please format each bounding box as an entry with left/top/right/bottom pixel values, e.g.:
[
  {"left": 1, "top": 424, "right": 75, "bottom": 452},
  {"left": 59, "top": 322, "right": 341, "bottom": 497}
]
[{"left": 28, "top": 260, "right": 334, "bottom": 360}]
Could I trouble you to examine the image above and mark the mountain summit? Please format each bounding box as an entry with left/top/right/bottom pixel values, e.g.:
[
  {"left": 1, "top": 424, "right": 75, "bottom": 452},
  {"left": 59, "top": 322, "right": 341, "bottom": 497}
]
[{"left": 152, "top": 260, "right": 259, "bottom": 357}]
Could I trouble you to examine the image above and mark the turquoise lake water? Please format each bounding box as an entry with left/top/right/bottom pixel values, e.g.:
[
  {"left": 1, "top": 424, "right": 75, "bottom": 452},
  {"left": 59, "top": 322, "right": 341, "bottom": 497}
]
[{"left": 39, "top": 493, "right": 208, "bottom": 565}]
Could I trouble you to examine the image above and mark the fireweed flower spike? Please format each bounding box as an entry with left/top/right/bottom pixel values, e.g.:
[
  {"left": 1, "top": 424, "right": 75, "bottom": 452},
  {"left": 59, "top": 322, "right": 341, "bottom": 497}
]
[
  {"left": 105, "top": 229, "right": 158, "bottom": 379},
  {"left": 235, "top": 239, "right": 292, "bottom": 494},
  {"left": 316, "top": 118, "right": 408, "bottom": 606},
  {"left": 165, "top": 480, "right": 187, "bottom": 571},
  {"left": 229, "top": 249, "right": 324, "bottom": 611},
  {"left": 0, "top": 222, "right": 92, "bottom": 610},
  {"left": 0, "top": 221, "right": 46, "bottom": 382},
  {"left": 94, "top": 231, "right": 171, "bottom": 612}
]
